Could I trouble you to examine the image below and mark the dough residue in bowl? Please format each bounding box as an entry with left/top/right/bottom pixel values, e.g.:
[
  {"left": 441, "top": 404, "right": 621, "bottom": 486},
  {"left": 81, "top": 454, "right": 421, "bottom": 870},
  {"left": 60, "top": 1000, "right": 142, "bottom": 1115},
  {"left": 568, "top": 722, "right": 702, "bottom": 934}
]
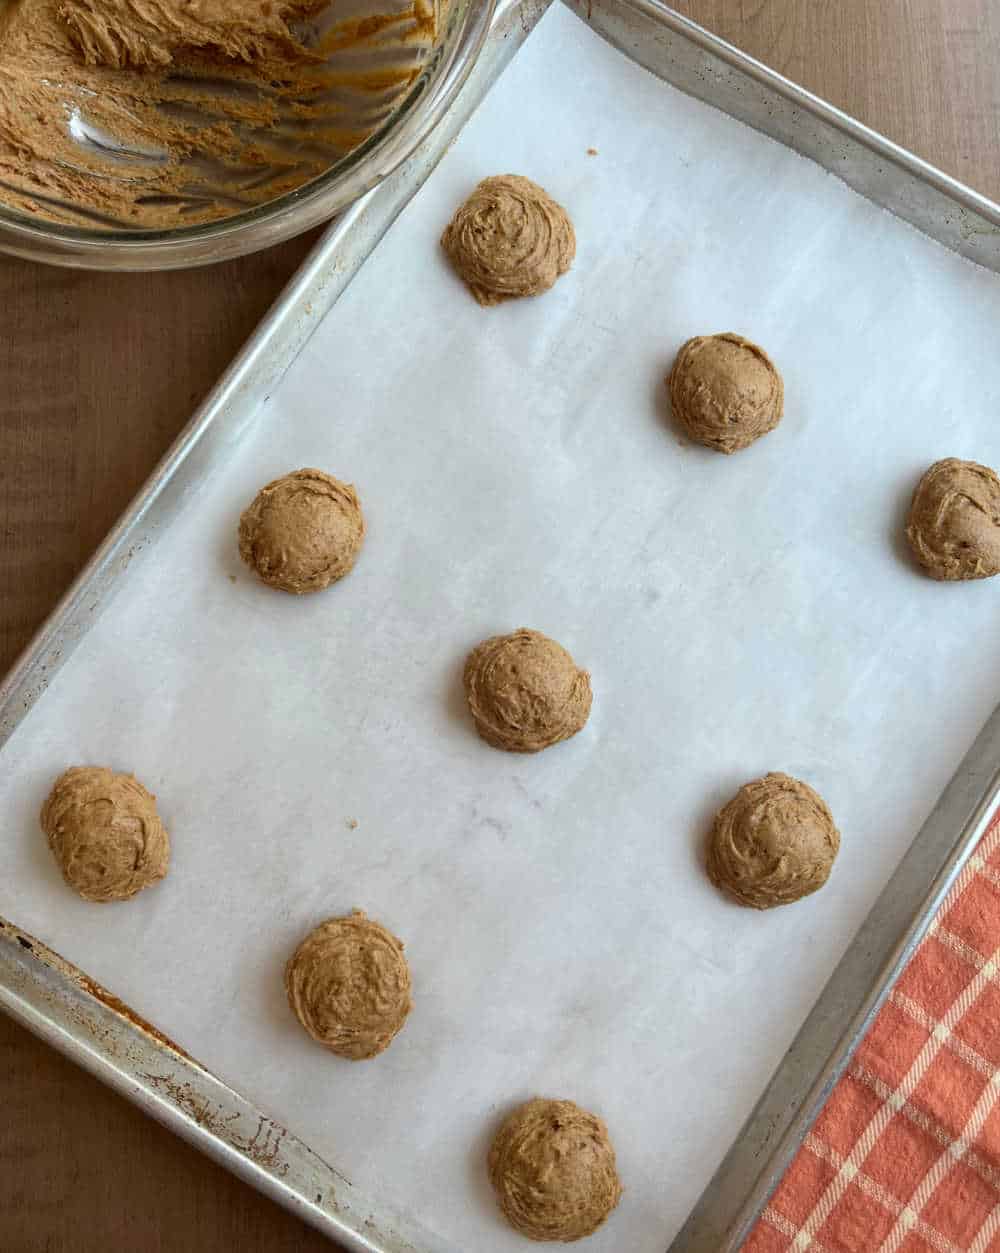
[
  {"left": 0, "top": 0, "right": 436, "bottom": 229},
  {"left": 60, "top": 0, "right": 324, "bottom": 70}
]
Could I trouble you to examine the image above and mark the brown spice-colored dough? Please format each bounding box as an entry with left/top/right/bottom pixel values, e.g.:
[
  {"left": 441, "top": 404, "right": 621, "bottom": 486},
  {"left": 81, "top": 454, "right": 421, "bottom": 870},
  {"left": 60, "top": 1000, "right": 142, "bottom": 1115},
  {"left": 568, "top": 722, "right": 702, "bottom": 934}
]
[
  {"left": 905, "top": 457, "right": 1000, "bottom": 581},
  {"left": 708, "top": 772, "right": 839, "bottom": 910},
  {"left": 0, "top": 0, "right": 434, "bottom": 229},
  {"left": 488, "top": 1098, "right": 623, "bottom": 1242},
  {"left": 59, "top": 0, "right": 323, "bottom": 71},
  {"left": 441, "top": 175, "right": 576, "bottom": 306},
  {"left": 40, "top": 766, "right": 170, "bottom": 902},
  {"left": 284, "top": 910, "right": 412, "bottom": 1059},
  {"left": 668, "top": 333, "right": 784, "bottom": 453},
  {"left": 0, "top": 0, "right": 320, "bottom": 224},
  {"left": 238, "top": 468, "right": 364, "bottom": 594},
  {"left": 463, "top": 629, "right": 592, "bottom": 753}
]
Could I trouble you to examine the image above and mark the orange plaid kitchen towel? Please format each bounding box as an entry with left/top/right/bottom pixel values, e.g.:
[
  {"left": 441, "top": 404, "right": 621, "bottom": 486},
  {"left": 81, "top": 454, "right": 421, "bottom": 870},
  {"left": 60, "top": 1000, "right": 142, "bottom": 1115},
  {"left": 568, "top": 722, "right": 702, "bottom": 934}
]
[{"left": 746, "top": 809, "right": 1000, "bottom": 1253}]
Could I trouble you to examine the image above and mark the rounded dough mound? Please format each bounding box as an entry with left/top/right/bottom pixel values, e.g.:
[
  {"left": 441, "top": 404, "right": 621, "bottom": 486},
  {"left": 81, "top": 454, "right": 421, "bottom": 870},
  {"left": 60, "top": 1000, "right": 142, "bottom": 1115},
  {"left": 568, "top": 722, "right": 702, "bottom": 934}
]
[
  {"left": 463, "top": 629, "right": 592, "bottom": 753},
  {"left": 40, "top": 766, "right": 170, "bottom": 903},
  {"left": 708, "top": 772, "right": 839, "bottom": 910},
  {"left": 906, "top": 457, "right": 1000, "bottom": 581},
  {"left": 441, "top": 174, "right": 575, "bottom": 306},
  {"left": 488, "top": 1098, "right": 623, "bottom": 1242},
  {"left": 668, "top": 332, "right": 783, "bottom": 453},
  {"left": 238, "top": 468, "right": 364, "bottom": 594},
  {"left": 285, "top": 911, "right": 412, "bottom": 1060}
]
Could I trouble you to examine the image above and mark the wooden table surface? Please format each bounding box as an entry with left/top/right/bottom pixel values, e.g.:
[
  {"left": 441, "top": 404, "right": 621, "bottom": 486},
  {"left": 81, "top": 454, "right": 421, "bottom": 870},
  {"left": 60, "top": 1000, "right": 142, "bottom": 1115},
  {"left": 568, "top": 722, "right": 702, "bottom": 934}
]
[{"left": 2, "top": 3, "right": 998, "bottom": 1249}]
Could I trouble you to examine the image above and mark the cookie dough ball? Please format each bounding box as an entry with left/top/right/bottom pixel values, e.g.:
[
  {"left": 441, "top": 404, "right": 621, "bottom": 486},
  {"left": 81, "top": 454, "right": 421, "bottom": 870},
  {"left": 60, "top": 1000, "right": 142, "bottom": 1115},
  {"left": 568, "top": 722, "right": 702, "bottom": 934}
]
[
  {"left": 464, "top": 629, "right": 592, "bottom": 753},
  {"left": 488, "top": 1098, "right": 623, "bottom": 1242},
  {"left": 708, "top": 772, "right": 839, "bottom": 909},
  {"left": 285, "top": 911, "right": 412, "bottom": 1060},
  {"left": 238, "top": 468, "right": 364, "bottom": 594},
  {"left": 906, "top": 457, "right": 1000, "bottom": 581},
  {"left": 668, "top": 333, "right": 784, "bottom": 453},
  {"left": 441, "top": 175, "right": 575, "bottom": 306},
  {"left": 40, "top": 766, "right": 170, "bottom": 903}
]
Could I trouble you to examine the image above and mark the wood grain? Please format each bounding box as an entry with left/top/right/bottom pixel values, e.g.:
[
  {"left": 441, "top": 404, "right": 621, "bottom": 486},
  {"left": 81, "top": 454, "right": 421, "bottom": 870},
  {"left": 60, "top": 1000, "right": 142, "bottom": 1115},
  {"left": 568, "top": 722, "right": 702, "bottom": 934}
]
[
  {"left": 668, "top": 0, "right": 1000, "bottom": 204},
  {"left": 2, "top": 3, "right": 998, "bottom": 1249}
]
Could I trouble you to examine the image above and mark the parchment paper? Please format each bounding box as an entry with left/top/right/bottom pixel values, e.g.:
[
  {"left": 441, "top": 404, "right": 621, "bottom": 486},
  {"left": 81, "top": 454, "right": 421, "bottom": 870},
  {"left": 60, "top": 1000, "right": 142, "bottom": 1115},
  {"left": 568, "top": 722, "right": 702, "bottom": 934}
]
[{"left": 4, "top": 5, "right": 1000, "bottom": 1249}]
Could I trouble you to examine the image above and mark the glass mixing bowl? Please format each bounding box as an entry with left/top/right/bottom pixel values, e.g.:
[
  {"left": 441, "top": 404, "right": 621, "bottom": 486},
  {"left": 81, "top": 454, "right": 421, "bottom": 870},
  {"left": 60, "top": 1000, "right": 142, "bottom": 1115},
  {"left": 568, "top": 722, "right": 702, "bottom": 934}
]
[{"left": 0, "top": 0, "right": 493, "bottom": 270}]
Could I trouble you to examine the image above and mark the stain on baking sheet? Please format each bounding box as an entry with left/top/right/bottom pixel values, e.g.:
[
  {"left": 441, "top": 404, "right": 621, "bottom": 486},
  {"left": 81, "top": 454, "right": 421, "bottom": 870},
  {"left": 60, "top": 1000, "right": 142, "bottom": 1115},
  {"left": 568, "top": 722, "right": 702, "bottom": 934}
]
[
  {"left": 143, "top": 1074, "right": 292, "bottom": 1175},
  {"left": 1, "top": 916, "right": 195, "bottom": 1062},
  {"left": 2, "top": 919, "right": 372, "bottom": 1219},
  {"left": 77, "top": 975, "right": 195, "bottom": 1062}
]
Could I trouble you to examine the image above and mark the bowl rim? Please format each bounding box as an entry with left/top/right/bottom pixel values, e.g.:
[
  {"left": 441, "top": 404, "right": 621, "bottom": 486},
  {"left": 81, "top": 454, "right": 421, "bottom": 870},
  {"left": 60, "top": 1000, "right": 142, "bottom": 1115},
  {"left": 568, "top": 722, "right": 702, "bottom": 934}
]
[{"left": 0, "top": 0, "right": 495, "bottom": 270}]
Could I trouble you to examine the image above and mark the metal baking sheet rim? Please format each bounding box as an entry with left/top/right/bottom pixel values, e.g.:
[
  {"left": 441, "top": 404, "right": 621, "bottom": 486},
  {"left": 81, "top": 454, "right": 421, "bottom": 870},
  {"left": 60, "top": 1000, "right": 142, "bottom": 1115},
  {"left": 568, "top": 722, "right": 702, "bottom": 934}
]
[{"left": 3, "top": 1, "right": 1000, "bottom": 1249}]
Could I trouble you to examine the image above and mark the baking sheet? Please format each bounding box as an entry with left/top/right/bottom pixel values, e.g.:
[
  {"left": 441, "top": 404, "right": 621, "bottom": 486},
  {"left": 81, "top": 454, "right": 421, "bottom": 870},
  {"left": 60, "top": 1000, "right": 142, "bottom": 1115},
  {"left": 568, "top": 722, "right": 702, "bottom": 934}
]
[{"left": 4, "top": 4, "right": 1000, "bottom": 1249}]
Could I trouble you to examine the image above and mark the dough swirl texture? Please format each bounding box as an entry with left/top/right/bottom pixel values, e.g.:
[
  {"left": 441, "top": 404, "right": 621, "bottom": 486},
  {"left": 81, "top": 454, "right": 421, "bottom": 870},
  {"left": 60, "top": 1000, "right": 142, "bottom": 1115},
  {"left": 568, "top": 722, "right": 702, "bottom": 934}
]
[
  {"left": 668, "top": 333, "right": 783, "bottom": 453},
  {"left": 40, "top": 765, "right": 170, "bottom": 902},
  {"left": 59, "top": 0, "right": 322, "bottom": 71},
  {"left": 441, "top": 175, "right": 575, "bottom": 306},
  {"left": 708, "top": 772, "right": 839, "bottom": 909},
  {"left": 906, "top": 457, "right": 1000, "bottom": 581},
  {"left": 463, "top": 629, "right": 592, "bottom": 753},
  {"left": 238, "top": 467, "right": 364, "bottom": 594},
  {"left": 285, "top": 911, "right": 412, "bottom": 1059},
  {"left": 488, "top": 1097, "right": 622, "bottom": 1242}
]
